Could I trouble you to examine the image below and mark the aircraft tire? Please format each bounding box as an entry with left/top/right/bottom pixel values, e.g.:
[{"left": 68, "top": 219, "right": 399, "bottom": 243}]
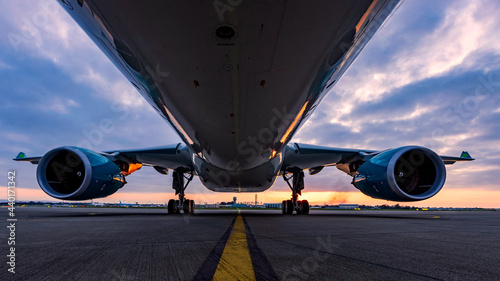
[
  {"left": 296, "top": 201, "right": 303, "bottom": 214},
  {"left": 183, "top": 200, "right": 191, "bottom": 214},
  {"left": 286, "top": 200, "right": 294, "bottom": 214},
  {"left": 190, "top": 200, "right": 195, "bottom": 214},
  {"left": 168, "top": 199, "right": 176, "bottom": 214},
  {"left": 175, "top": 200, "right": 181, "bottom": 214},
  {"left": 302, "top": 200, "right": 310, "bottom": 215}
]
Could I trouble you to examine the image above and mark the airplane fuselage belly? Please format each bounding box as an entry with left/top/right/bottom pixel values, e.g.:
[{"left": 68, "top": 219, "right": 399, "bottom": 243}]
[{"left": 63, "top": 0, "right": 400, "bottom": 191}]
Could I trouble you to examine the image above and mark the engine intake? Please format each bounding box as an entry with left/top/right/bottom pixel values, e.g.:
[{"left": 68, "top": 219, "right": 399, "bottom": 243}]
[
  {"left": 353, "top": 146, "right": 446, "bottom": 201},
  {"left": 37, "top": 146, "right": 125, "bottom": 200}
]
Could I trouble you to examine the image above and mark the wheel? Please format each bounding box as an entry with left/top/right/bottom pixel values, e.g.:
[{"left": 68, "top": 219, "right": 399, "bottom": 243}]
[
  {"left": 281, "top": 200, "right": 286, "bottom": 214},
  {"left": 286, "top": 200, "right": 294, "bottom": 214},
  {"left": 297, "top": 201, "right": 303, "bottom": 214},
  {"left": 190, "top": 200, "right": 195, "bottom": 214},
  {"left": 167, "top": 199, "right": 176, "bottom": 214},
  {"left": 183, "top": 199, "right": 191, "bottom": 214},
  {"left": 175, "top": 200, "right": 181, "bottom": 214},
  {"left": 302, "top": 200, "right": 309, "bottom": 215}
]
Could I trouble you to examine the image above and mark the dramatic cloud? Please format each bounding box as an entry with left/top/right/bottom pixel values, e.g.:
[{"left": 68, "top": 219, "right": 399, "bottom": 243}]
[{"left": 295, "top": 0, "right": 500, "bottom": 198}]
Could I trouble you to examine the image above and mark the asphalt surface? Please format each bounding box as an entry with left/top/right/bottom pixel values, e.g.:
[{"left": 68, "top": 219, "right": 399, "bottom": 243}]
[{"left": 1, "top": 207, "right": 499, "bottom": 280}]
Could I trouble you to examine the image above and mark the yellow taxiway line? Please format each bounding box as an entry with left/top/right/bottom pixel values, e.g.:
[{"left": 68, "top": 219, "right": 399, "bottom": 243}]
[{"left": 213, "top": 214, "right": 256, "bottom": 281}]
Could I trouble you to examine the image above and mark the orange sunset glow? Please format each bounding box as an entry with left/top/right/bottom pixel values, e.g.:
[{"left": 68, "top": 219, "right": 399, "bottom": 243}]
[{"left": 2, "top": 186, "right": 499, "bottom": 208}]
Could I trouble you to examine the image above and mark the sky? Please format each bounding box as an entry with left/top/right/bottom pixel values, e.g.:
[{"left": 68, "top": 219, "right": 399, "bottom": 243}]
[{"left": 1, "top": 0, "right": 499, "bottom": 207}]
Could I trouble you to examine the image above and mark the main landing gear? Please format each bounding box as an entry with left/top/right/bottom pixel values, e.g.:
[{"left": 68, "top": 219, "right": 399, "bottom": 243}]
[
  {"left": 281, "top": 171, "right": 309, "bottom": 215},
  {"left": 167, "top": 170, "right": 195, "bottom": 214}
]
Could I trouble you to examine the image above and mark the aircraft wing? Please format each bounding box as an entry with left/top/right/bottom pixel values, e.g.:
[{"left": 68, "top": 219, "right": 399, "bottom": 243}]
[
  {"left": 13, "top": 143, "right": 193, "bottom": 172},
  {"left": 282, "top": 143, "right": 377, "bottom": 175},
  {"left": 439, "top": 151, "right": 475, "bottom": 165},
  {"left": 13, "top": 152, "right": 41, "bottom": 164},
  {"left": 101, "top": 143, "right": 192, "bottom": 170},
  {"left": 15, "top": 141, "right": 474, "bottom": 178},
  {"left": 282, "top": 143, "right": 474, "bottom": 175}
]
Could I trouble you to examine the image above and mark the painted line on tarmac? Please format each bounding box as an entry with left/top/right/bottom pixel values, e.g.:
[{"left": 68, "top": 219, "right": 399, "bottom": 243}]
[
  {"left": 243, "top": 216, "right": 279, "bottom": 280},
  {"left": 192, "top": 217, "right": 236, "bottom": 280},
  {"left": 212, "top": 214, "right": 256, "bottom": 280},
  {"left": 193, "top": 212, "right": 278, "bottom": 281}
]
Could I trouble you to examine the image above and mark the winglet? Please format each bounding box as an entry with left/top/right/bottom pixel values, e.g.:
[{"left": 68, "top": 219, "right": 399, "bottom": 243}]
[
  {"left": 13, "top": 152, "right": 42, "bottom": 164},
  {"left": 440, "top": 151, "right": 475, "bottom": 165},
  {"left": 15, "top": 152, "right": 27, "bottom": 160},
  {"left": 460, "top": 151, "right": 472, "bottom": 159}
]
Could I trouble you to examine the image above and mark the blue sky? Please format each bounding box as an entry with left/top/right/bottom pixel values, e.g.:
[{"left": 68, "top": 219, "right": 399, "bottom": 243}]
[{"left": 1, "top": 0, "right": 499, "bottom": 206}]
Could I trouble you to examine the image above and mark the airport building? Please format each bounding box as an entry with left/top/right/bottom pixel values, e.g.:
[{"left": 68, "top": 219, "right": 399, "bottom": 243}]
[
  {"left": 325, "top": 204, "right": 359, "bottom": 210},
  {"left": 264, "top": 203, "right": 281, "bottom": 208}
]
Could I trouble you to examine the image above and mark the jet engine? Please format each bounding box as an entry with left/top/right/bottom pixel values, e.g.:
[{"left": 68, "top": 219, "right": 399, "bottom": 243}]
[
  {"left": 36, "top": 146, "right": 126, "bottom": 200},
  {"left": 352, "top": 146, "right": 446, "bottom": 201}
]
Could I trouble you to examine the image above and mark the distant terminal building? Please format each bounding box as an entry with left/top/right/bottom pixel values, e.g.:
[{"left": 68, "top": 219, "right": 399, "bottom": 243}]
[
  {"left": 339, "top": 204, "right": 359, "bottom": 209},
  {"left": 325, "top": 204, "right": 359, "bottom": 210},
  {"left": 197, "top": 203, "right": 219, "bottom": 208},
  {"left": 264, "top": 203, "right": 281, "bottom": 208}
]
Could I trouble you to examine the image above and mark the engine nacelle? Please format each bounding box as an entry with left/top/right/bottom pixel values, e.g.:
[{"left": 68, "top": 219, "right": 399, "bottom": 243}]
[
  {"left": 353, "top": 146, "right": 446, "bottom": 202},
  {"left": 37, "top": 146, "right": 126, "bottom": 200}
]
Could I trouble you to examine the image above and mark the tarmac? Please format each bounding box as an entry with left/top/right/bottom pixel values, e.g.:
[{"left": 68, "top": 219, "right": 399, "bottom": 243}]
[{"left": 1, "top": 207, "right": 499, "bottom": 280}]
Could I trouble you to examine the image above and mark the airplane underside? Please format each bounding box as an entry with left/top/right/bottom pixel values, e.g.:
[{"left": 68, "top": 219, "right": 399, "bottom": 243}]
[
  {"left": 14, "top": 0, "right": 474, "bottom": 215},
  {"left": 66, "top": 0, "right": 398, "bottom": 171}
]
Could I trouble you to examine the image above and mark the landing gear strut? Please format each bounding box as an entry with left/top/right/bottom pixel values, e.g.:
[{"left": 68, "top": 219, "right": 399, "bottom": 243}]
[
  {"left": 167, "top": 170, "right": 195, "bottom": 214},
  {"left": 281, "top": 171, "right": 309, "bottom": 215}
]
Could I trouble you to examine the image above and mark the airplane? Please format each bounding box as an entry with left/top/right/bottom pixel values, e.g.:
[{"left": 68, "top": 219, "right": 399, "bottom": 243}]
[
  {"left": 90, "top": 199, "right": 104, "bottom": 207},
  {"left": 118, "top": 201, "right": 134, "bottom": 208},
  {"left": 14, "top": 0, "right": 474, "bottom": 215}
]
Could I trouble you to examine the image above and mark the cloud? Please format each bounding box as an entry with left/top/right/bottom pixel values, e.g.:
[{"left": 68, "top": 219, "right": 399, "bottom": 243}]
[
  {"left": 293, "top": 0, "right": 500, "bottom": 195},
  {"left": 297, "top": 0, "right": 500, "bottom": 142},
  {"left": 0, "top": 1, "right": 145, "bottom": 107},
  {"left": 4, "top": 133, "right": 30, "bottom": 143},
  {"left": 0, "top": 60, "right": 13, "bottom": 69},
  {"left": 340, "top": 0, "right": 500, "bottom": 104},
  {"left": 41, "top": 97, "right": 79, "bottom": 114},
  {"left": 297, "top": 0, "right": 500, "bottom": 144}
]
